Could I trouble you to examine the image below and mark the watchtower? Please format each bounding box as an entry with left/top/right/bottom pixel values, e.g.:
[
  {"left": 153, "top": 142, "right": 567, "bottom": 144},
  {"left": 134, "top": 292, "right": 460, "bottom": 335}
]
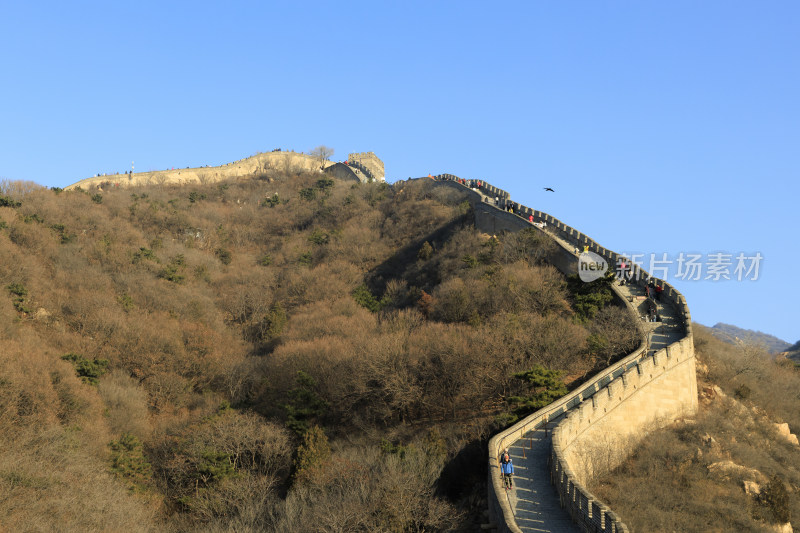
[{"left": 347, "top": 152, "right": 385, "bottom": 182}]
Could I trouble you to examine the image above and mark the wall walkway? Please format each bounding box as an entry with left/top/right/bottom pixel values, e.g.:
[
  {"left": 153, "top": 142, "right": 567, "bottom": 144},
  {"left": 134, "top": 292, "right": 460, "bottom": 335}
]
[{"left": 429, "top": 175, "right": 697, "bottom": 533}]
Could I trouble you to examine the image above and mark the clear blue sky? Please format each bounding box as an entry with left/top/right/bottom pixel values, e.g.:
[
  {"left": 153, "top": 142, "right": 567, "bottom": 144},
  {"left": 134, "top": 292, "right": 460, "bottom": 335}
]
[{"left": 2, "top": 1, "right": 797, "bottom": 344}]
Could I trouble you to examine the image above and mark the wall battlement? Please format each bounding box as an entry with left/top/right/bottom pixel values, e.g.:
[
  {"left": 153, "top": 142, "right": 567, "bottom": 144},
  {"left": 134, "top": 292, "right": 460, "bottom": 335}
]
[
  {"left": 429, "top": 174, "right": 696, "bottom": 533},
  {"left": 347, "top": 152, "right": 385, "bottom": 182}
]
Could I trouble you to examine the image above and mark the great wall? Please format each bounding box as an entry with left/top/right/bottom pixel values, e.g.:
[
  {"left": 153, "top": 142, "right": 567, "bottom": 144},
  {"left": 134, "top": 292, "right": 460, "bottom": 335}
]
[
  {"left": 431, "top": 175, "right": 697, "bottom": 533},
  {"left": 65, "top": 150, "right": 385, "bottom": 191},
  {"left": 66, "top": 151, "right": 697, "bottom": 531}
]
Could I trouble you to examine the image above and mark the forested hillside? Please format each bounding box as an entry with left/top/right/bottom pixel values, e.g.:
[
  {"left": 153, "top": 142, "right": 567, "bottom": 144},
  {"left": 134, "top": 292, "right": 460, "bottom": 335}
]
[{"left": 0, "top": 170, "right": 637, "bottom": 532}]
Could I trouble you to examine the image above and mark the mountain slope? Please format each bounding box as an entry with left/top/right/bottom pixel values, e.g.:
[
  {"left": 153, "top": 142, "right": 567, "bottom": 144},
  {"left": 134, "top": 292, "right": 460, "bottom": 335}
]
[
  {"left": 785, "top": 340, "right": 800, "bottom": 361},
  {"left": 710, "top": 322, "right": 791, "bottom": 354},
  {"left": 0, "top": 170, "right": 638, "bottom": 531}
]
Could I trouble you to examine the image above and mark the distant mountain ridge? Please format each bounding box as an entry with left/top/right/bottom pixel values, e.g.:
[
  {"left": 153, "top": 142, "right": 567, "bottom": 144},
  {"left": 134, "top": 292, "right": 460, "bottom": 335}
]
[
  {"left": 710, "top": 323, "right": 792, "bottom": 354},
  {"left": 786, "top": 340, "right": 800, "bottom": 362}
]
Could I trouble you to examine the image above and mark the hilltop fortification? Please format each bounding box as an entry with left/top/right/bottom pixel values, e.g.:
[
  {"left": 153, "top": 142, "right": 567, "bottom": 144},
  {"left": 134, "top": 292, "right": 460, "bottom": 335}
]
[
  {"left": 347, "top": 152, "right": 385, "bottom": 182},
  {"left": 65, "top": 150, "right": 384, "bottom": 190}
]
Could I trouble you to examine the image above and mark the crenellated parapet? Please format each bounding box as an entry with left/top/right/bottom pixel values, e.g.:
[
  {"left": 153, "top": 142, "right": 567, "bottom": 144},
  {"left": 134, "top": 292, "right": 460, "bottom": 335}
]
[{"left": 550, "top": 333, "right": 696, "bottom": 532}]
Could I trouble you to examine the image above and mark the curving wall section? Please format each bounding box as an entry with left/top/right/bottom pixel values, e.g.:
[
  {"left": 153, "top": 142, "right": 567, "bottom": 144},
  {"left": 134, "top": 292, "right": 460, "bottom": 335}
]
[
  {"left": 550, "top": 334, "right": 696, "bottom": 532},
  {"left": 323, "top": 162, "right": 363, "bottom": 183},
  {"left": 430, "top": 175, "right": 696, "bottom": 533},
  {"left": 66, "top": 151, "right": 337, "bottom": 191},
  {"left": 346, "top": 159, "right": 377, "bottom": 182}
]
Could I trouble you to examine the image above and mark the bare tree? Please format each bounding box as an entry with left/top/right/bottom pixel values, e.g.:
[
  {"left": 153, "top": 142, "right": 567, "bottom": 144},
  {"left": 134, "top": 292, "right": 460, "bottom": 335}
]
[
  {"left": 310, "top": 145, "right": 334, "bottom": 170},
  {"left": 0, "top": 179, "right": 44, "bottom": 199}
]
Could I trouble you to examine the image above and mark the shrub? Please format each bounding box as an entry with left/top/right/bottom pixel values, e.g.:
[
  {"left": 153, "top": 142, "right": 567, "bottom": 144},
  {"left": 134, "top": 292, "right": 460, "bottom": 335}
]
[
  {"left": 284, "top": 371, "right": 328, "bottom": 436},
  {"left": 60, "top": 353, "right": 109, "bottom": 385},
  {"left": 417, "top": 290, "right": 434, "bottom": 317},
  {"left": 215, "top": 248, "right": 232, "bottom": 265},
  {"left": 109, "top": 433, "right": 152, "bottom": 492},
  {"left": 315, "top": 177, "right": 335, "bottom": 191},
  {"left": 297, "top": 251, "right": 312, "bottom": 266},
  {"left": 196, "top": 449, "right": 237, "bottom": 485},
  {"left": 245, "top": 301, "right": 287, "bottom": 347},
  {"left": 735, "top": 383, "right": 752, "bottom": 400},
  {"left": 91, "top": 193, "right": 103, "bottom": 204},
  {"left": 760, "top": 474, "right": 791, "bottom": 523},
  {"left": 308, "top": 229, "right": 329, "bottom": 245},
  {"left": 417, "top": 241, "right": 433, "bottom": 260},
  {"left": 158, "top": 255, "right": 186, "bottom": 283},
  {"left": 380, "top": 438, "right": 412, "bottom": 459},
  {"left": 132, "top": 247, "right": 157, "bottom": 263},
  {"left": 6, "top": 283, "right": 27, "bottom": 298},
  {"left": 431, "top": 277, "right": 475, "bottom": 323},
  {"left": 117, "top": 293, "right": 135, "bottom": 312},
  {"left": 292, "top": 425, "right": 331, "bottom": 483},
  {"left": 567, "top": 271, "right": 615, "bottom": 321},
  {"left": 478, "top": 235, "right": 499, "bottom": 264},
  {"left": 461, "top": 254, "right": 478, "bottom": 268},
  {"left": 6, "top": 283, "right": 32, "bottom": 314},
  {"left": 352, "top": 284, "right": 385, "bottom": 313},
  {"left": 0, "top": 195, "right": 21, "bottom": 207},
  {"left": 188, "top": 191, "right": 206, "bottom": 203},
  {"left": 261, "top": 193, "right": 281, "bottom": 207},
  {"left": 50, "top": 223, "right": 76, "bottom": 244},
  {"left": 506, "top": 365, "right": 568, "bottom": 418},
  {"left": 23, "top": 213, "right": 44, "bottom": 224}
]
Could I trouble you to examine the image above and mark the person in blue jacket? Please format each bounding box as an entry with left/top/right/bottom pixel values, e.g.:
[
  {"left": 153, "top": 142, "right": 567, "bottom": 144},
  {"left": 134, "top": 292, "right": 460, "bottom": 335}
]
[{"left": 500, "top": 450, "right": 514, "bottom": 489}]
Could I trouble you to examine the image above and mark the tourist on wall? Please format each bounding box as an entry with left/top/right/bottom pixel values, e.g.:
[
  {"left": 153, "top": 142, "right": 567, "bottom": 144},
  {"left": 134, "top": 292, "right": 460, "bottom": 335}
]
[{"left": 500, "top": 452, "right": 514, "bottom": 490}]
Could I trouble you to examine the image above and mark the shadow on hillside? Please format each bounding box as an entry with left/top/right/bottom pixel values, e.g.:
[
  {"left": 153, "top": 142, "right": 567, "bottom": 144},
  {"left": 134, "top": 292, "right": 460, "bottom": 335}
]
[
  {"left": 366, "top": 212, "right": 474, "bottom": 295},
  {"left": 436, "top": 437, "right": 488, "bottom": 509}
]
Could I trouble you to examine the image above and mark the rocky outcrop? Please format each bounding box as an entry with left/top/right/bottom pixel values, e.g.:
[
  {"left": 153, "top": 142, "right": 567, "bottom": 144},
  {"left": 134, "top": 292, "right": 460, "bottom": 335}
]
[{"left": 774, "top": 423, "right": 799, "bottom": 446}]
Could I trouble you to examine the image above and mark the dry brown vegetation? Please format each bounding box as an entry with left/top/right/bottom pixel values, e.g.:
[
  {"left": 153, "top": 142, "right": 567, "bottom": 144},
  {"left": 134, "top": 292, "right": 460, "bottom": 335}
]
[
  {"left": 0, "top": 170, "right": 636, "bottom": 531},
  {"left": 590, "top": 326, "right": 800, "bottom": 532}
]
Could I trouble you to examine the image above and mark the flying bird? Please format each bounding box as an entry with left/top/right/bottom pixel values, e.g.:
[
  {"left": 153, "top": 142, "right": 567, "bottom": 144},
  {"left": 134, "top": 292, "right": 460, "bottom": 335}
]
[{"left": 544, "top": 187, "right": 555, "bottom": 192}]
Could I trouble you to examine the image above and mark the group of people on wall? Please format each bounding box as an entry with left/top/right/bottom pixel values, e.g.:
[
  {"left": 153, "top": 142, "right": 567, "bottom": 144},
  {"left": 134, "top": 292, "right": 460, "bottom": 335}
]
[{"left": 431, "top": 174, "right": 552, "bottom": 229}]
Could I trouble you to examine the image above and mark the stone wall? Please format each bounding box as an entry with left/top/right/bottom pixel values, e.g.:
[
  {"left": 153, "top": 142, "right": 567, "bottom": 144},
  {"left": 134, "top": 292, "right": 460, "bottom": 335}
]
[
  {"left": 556, "top": 342, "right": 697, "bottom": 483},
  {"left": 66, "top": 151, "right": 337, "bottom": 191},
  {"left": 66, "top": 150, "right": 387, "bottom": 190},
  {"left": 429, "top": 175, "right": 696, "bottom": 533},
  {"left": 347, "top": 152, "right": 385, "bottom": 182},
  {"left": 323, "top": 162, "right": 362, "bottom": 183},
  {"left": 551, "top": 336, "right": 697, "bottom": 531}
]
